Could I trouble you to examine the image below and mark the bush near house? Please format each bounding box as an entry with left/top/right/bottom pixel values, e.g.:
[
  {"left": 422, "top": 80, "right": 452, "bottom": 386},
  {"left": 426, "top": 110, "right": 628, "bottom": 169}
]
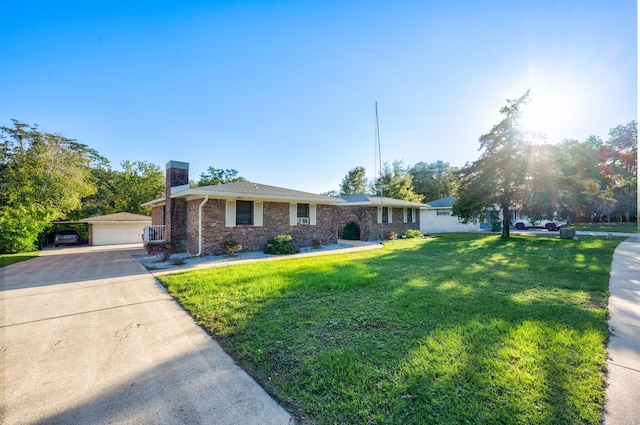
[
  {"left": 402, "top": 229, "right": 424, "bottom": 239},
  {"left": 220, "top": 235, "right": 243, "bottom": 256},
  {"left": 264, "top": 234, "right": 300, "bottom": 255}
]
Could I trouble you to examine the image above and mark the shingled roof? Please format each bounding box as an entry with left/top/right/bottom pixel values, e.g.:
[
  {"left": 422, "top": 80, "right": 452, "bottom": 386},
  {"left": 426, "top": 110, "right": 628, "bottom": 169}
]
[
  {"left": 424, "top": 196, "right": 456, "bottom": 208},
  {"left": 79, "top": 212, "right": 152, "bottom": 222},
  {"left": 340, "top": 194, "right": 426, "bottom": 209},
  {"left": 142, "top": 181, "right": 345, "bottom": 207}
]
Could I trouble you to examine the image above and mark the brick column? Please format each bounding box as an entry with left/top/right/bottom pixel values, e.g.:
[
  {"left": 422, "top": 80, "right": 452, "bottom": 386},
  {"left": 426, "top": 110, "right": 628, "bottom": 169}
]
[{"left": 165, "top": 161, "right": 189, "bottom": 252}]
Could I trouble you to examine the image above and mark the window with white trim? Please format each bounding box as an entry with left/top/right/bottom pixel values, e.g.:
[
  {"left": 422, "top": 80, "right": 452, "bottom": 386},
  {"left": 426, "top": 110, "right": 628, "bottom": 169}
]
[
  {"left": 436, "top": 210, "right": 450, "bottom": 216},
  {"left": 297, "top": 203, "right": 310, "bottom": 225},
  {"left": 406, "top": 208, "right": 413, "bottom": 223},
  {"left": 236, "top": 200, "right": 253, "bottom": 225}
]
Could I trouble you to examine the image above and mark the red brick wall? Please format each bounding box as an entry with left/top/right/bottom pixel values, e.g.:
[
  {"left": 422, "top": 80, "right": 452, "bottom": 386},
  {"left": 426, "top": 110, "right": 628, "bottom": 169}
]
[
  {"left": 151, "top": 206, "right": 164, "bottom": 225},
  {"left": 185, "top": 199, "right": 340, "bottom": 255},
  {"left": 165, "top": 163, "right": 189, "bottom": 252},
  {"left": 335, "top": 205, "right": 421, "bottom": 240}
]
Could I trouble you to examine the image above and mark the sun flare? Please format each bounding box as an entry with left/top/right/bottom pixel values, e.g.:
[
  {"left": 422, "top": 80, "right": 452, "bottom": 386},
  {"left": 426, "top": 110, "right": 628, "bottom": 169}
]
[{"left": 519, "top": 86, "right": 584, "bottom": 144}]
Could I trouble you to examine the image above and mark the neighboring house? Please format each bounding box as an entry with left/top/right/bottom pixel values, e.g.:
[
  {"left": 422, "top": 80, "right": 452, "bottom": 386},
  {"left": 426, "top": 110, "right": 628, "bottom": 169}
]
[
  {"left": 421, "top": 197, "right": 486, "bottom": 234},
  {"left": 142, "top": 161, "right": 346, "bottom": 255},
  {"left": 337, "top": 194, "right": 426, "bottom": 241},
  {"left": 79, "top": 212, "right": 151, "bottom": 245},
  {"left": 421, "top": 196, "right": 565, "bottom": 234}
]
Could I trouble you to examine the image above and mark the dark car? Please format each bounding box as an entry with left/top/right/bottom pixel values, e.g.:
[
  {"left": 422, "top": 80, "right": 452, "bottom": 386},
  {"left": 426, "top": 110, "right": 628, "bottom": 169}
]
[{"left": 54, "top": 230, "right": 81, "bottom": 247}]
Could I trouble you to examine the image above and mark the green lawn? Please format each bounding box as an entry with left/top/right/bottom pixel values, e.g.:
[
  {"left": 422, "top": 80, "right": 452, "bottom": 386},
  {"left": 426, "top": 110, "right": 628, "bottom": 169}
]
[
  {"left": 0, "top": 251, "right": 40, "bottom": 267},
  {"left": 569, "top": 222, "right": 638, "bottom": 233},
  {"left": 158, "top": 234, "right": 621, "bottom": 425}
]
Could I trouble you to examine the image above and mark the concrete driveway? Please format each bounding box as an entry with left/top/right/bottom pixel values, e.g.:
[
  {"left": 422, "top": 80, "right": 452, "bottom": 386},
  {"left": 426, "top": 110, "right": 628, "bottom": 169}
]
[{"left": 1, "top": 244, "right": 292, "bottom": 425}]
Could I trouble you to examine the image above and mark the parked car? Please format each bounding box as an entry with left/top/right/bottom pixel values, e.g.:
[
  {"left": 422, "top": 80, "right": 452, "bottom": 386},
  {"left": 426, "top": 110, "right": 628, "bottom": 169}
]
[
  {"left": 514, "top": 222, "right": 565, "bottom": 231},
  {"left": 54, "top": 230, "right": 81, "bottom": 247}
]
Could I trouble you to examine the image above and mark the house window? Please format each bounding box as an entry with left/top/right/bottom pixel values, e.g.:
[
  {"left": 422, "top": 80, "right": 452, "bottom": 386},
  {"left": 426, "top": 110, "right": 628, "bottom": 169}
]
[
  {"left": 296, "top": 203, "right": 310, "bottom": 225},
  {"left": 382, "top": 207, "right": 389, "bottom": 223},
  {"left": 406, "top": 208, "right": 413, "bottom": 222},
  {"left": 236, "top": 200, "right": 253, "bottom": 225},
  {"left": 436, "top": 210, "right": 450, "bottom": 216},
  {"left": 297, "top": 203, "right": 309, "bottom": 218}
]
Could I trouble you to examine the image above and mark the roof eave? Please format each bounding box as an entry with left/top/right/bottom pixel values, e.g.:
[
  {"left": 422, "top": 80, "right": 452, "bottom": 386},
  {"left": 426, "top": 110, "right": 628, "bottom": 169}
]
[{"left": 174, "top": 189, "right": 346, "bottom": 204}]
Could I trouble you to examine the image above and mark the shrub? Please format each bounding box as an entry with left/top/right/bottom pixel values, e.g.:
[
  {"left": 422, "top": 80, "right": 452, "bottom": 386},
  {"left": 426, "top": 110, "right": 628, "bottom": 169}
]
[
  {"left": 144, "top": 242, "right": 164, "bottom": 256},
  {"left": 402, "top": 229, "right": 424, "bottom": 239},
  {"left": 264, "top": 234, "right": 300, "bottom": 255},
  {"left": 385, "top": 231, "right": 398, "bottom": 240},
  {"left": 220, "top": 234, "right": 242, "bottom": 256},
  {"left": 143, "top": 241, "right": 172, "bottom": 261},
  {"left": 342, "top": 221, "right": 361, "bottom": 240},
  {"left": 311, "top": 237, "right": 326, "bottom": 249}
]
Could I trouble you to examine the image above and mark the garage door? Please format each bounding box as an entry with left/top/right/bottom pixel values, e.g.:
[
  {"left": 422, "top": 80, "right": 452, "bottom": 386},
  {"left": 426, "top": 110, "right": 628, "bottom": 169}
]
[{"left": 92, "top": 223, "right": 147, "bottom": 245}]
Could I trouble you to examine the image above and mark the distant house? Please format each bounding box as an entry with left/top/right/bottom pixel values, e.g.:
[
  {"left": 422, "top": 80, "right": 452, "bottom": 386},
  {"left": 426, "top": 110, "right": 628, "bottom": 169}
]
[
  {"left": 421, "top": 196, "right": 564, "bottom": 234},
  {"left": 337, "top": 194, "right": 426, "bottom": 241},
  {"left": 142, "top": 161, "right": 346, "bottom": 255},
  {"left": 420, "top": 197, "right": 487, "bottom": 234}
]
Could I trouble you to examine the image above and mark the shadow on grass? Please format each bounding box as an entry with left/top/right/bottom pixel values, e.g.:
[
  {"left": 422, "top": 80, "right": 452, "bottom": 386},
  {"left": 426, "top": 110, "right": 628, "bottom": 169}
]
[{"left": 161, "top": 234, "right": 620, "bottom": 425}]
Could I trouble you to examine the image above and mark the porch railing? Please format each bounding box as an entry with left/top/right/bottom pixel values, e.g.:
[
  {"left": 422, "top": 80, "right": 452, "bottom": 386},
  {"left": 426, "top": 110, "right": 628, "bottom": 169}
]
[{"left": 143, "top": 225, "right": 166, "bottom": 243}]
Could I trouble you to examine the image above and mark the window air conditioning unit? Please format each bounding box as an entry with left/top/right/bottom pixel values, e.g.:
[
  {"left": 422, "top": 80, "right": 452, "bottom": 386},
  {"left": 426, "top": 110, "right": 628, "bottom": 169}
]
[{"left": 297, "top": 217, "right": 310, "bottom": 225}]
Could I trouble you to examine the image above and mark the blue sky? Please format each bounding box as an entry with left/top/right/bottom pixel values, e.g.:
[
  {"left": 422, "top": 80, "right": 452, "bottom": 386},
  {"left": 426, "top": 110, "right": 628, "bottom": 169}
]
[{"left": 1, "top": 1, "right": 636, "bottom": 194}]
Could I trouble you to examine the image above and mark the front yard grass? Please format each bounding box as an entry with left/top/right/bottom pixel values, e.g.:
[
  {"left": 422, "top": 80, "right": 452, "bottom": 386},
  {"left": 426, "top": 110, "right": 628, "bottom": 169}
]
[
  {"left": 0, "top": 251, "right": 39, "bottom": 267},
  {"left": 569, "top": 222, "right": 638, "bottom": 233},
  {"left": 158, "top": 234, "right": 621, "bottom": 424}
]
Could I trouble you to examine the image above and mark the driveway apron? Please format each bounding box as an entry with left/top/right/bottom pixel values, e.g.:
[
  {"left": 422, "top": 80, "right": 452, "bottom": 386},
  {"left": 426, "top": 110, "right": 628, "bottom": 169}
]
[{"left": 1, "top": 245, "right": 292, "bottom": 425}]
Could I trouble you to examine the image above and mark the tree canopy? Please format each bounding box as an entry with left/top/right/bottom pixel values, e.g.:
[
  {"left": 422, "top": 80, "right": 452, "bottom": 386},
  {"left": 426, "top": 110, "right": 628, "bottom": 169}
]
[
  {"left": 196, "top": 167, "right": 246, "bottom": 186},
  {"left": 0, "top": 120, "right": 104, "bottom": 252},
  {"left": 409, "top": 160, "right": 458, "bottom": 202},
  {"left": 370, "top": 160, "right": 422, "bottom": 202},
  {"left": 453, "top": 92, "right": 532, "bottom": 237},
  {"left": 71, "top": 160, "right": 164, "bottom": 218},
  {"left": 340, "top": 166, "right": 367, "bottom": 195}
]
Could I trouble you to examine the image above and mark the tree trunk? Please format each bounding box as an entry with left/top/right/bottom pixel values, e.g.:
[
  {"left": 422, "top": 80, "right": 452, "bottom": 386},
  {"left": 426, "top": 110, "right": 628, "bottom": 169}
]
[{"left": 502, "top": 204, "right": 510, "bottom": 238}]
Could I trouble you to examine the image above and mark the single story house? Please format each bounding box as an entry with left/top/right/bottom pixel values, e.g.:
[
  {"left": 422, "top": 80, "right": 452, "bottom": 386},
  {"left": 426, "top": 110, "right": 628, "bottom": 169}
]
[
  {"left": 142, "top": 161, "right": 346, "bottom": 255},
  {"left": 421, "top": 197, "right": 487, "bottom": 233},
  {"left": 338, "top": 194, "right": 426, "bottom": 241},
  {"left": 142, "top": 161, "right": 427, "bottom": 255},
  {"left": 421, "top": 196, "right": 565, "bottom": 234},
  {"left": 79, "top": 212, "right": 151, "bottom": 245}
]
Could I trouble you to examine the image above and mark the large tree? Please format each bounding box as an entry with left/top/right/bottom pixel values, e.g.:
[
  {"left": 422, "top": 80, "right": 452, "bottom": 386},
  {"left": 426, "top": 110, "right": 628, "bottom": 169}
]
[
  {"left": 70, "top": 160, "right": 164, "bottom": 218},
  {"left": 196, "top": 166, "right": 246, "bottom": 186},
  {"left": 112, "top": 161, "right": 164, "bottom": 215},
  {"left": 601, "top": 121, "right": 637, "bottom": 221},
  {"left": 409, "top": 160, "right": 458, "bottom": 202},
  {"left": 370, "top": 160, "right": 422, "bottom": 202},
  {"left": 0, "top": 120, "right": 103, "bottom": 252},
  {"left": 340, "top": 166, "right": 367, "bottom": 195},
  {"left": 555, "top": 139, "right": 606, "bottom": 223},
  {"left": 453, "top": 92, "right": 532, "bottom": 237}
]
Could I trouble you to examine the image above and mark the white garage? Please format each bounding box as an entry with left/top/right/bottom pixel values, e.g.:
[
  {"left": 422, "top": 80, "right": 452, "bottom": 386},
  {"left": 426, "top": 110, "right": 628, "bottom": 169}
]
[{"left": 80, "top": 212, "right": 151, "bottom": 246}]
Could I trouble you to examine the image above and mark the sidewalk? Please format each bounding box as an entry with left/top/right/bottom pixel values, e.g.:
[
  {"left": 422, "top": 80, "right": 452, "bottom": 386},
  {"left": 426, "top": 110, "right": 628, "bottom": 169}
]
[{"left": 604, "top": 234, "right": 640, "bottom": 425}]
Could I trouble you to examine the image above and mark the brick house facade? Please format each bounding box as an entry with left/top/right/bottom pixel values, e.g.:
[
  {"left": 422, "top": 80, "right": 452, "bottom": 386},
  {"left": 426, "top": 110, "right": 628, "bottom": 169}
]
[
  {"left": 337, "top": 194, "right": 423, "bottom": 241},
  {"left": 143, "top": 161, "right": 345, "bottom": 255},
  {"left": 143, "top": 161, "right": 426, "bottom": 254}
]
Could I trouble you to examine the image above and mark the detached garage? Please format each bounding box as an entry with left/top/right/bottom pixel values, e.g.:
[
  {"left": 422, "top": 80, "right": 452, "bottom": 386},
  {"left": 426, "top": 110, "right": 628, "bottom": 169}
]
[{"left": 80, "top": 212, "right": 151, "bottom": 246}]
